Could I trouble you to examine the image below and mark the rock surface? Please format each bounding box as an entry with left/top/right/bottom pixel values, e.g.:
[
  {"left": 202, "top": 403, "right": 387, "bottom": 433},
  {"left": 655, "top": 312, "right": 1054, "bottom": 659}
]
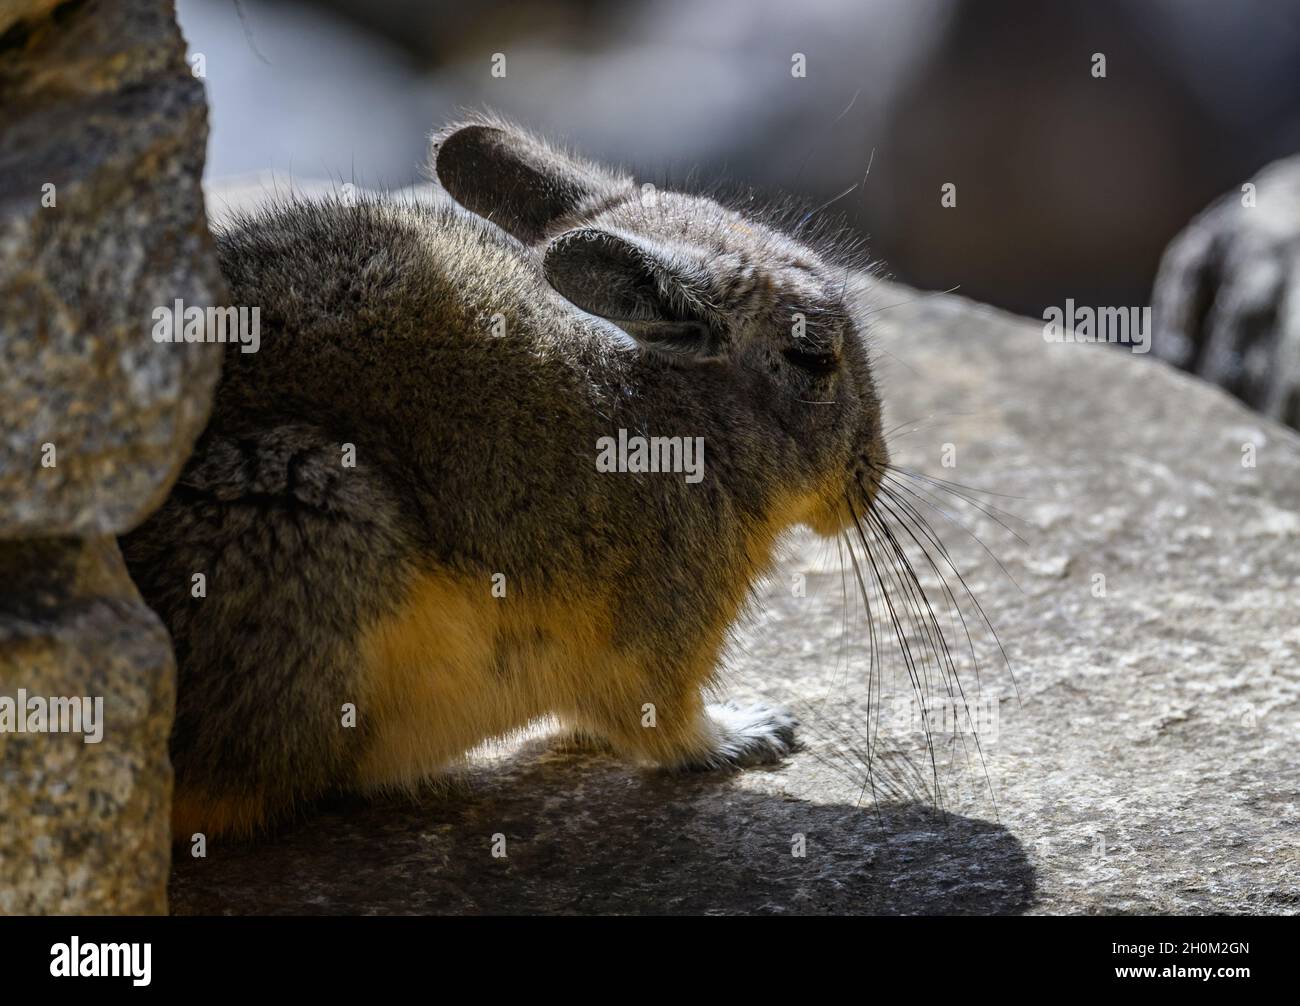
[
  {"left": 0, "top": 0, "right": 223, "bottom": 914},
  {"left": 171, "top": 185, "right": 1300, "bottom": 914},
  {"left": 0, "top": 0, "right": 224, "bottom": 537},
  {"left": 1153, "top": 154, "right": 1300, "bottom": 431},
  {"left": 0, "top": 537, "right": 175, "bottom": 914}
]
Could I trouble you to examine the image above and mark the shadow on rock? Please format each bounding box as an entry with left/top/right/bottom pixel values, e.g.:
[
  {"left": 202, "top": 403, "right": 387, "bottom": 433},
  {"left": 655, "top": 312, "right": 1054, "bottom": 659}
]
[{"left": 170, "top": 745, "right": 1035, "bottom": 915}]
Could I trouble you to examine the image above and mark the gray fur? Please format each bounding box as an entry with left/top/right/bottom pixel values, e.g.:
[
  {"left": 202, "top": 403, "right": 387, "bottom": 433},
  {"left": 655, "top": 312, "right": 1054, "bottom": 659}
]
[{"left": 121, "top": 115, "right": 888, "bottom": 834}]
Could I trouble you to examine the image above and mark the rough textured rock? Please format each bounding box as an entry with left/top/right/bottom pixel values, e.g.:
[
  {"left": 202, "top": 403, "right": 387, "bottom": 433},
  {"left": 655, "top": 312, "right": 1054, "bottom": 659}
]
[
  {"left": 0, "top": 537, "right": 175, "bottom": 914},
  {"left": 171, "top": 187, "right": 1300, "bottom": 913},
  {"left": 1153, "top": 154, "right": 1300, "bottom": 431},
  {"left": 0, "top": 0, "right": 225, "bottom": 537},
  {"left": 0, "top": 0, "right": 223, "bottom": 915}
]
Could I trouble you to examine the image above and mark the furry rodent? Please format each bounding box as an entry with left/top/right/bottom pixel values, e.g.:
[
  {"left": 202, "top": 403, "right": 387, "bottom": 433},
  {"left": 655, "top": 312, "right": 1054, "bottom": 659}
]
[{"left": 121, "top": 114, "right": 889, "bottom": 839}]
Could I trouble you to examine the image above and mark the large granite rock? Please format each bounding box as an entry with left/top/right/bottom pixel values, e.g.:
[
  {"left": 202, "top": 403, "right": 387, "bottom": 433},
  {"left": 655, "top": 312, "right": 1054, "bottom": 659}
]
[
  {"left": 0, "top": 0, "right": 224, "bottom": 537},
  {"left": 0, "top": 0, "right": 224, "bottom": 915},
  {"left": 1153, "top": 154, "right": 1300, "bottom": 430},
  {"left": 171, "top": 186, "right": 1300, "bottom": 912},
  {"left": 0, "top": 537, "right": 175, "bottom": 914}
]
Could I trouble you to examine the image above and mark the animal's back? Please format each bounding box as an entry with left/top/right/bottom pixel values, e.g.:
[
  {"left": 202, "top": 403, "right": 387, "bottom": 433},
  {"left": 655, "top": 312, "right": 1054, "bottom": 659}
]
[{"left": 123, "top": 194, "right": 577, "bottom": 834}]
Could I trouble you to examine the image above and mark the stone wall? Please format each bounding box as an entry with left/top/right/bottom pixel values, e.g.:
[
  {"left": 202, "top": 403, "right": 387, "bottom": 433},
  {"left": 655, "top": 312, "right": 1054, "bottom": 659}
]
[{"left": 0, "top": 0, "right": 223, "bottom": 914}]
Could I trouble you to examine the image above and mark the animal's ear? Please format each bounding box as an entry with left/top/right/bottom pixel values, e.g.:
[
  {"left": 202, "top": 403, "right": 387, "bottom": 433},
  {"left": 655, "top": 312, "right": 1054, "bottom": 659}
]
[
  {"left": 431, "top": 121, "right": 626, "bottom": 244},
  {"left": 543, "top": 228, "right": 723, "bottom": 359}
]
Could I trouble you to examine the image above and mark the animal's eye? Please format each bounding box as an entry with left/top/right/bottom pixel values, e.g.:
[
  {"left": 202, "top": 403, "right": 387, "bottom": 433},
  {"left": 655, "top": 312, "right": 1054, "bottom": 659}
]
[{"left": 782, "top": 346, "right": 838, "bottom": 376}]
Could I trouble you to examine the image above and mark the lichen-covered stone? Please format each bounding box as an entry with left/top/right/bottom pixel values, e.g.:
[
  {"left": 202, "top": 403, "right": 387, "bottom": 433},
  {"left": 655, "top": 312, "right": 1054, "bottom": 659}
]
[
  {"left": 0, "top": 537, "right": 174, "bottom": 915},
  {"left": 1153, "top": 155, "right": 1300, "bottom": 430},
  {"left": 0, "top": 0, "right": 225, "bottom": 537}
]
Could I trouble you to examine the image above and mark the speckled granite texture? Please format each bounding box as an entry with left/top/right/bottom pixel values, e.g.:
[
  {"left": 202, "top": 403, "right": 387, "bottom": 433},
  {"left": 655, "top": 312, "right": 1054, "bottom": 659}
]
[
  {"left": 0, "top": 0, "right": 224, "bottom": 537},
  {"left": 1, "top": 0, "right": 223, "bottom": 914}
]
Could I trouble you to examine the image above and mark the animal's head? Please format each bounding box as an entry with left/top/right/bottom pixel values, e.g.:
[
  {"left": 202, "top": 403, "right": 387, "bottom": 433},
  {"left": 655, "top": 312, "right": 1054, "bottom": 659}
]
[{"left": 432, "top": 115, "right": 887, "bottom": 536}]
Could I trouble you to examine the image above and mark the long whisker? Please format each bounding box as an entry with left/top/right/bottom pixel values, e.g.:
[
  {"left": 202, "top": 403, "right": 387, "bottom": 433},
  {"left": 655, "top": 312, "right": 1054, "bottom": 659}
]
[
  {"left": 801, "top": 421, "right": 1022, "bottom": 825},
  {"left": 847, "top": 497, "right": 945, "bottom": 812},
  {"left": 870, "top": 475, "right": 1020, "bottom": 706},
  {"left": 859, "top": 286, "right": 961, "bottom": 320},
  {"left": 839, "top": 525, "right": 885, "bottom": 818},
  {"left": 884, "top": 463, "right": 1039, "bottom": 506},
  {"left": 875, "top": 467, "right": 1027, "bottom": 594},
  {"left": 863, "top": 504, "right": 967, "bottom": 804},
  {"left": 867, "top": 491, "right": 999, "bottom": 817},
  {"left": 879, "top": 466, "right": 1032, "bottom": 542},
  {"left": 872, "top": 487, "right": 983, "bottom": 696},
  {"left": 796, "top": 182, "right": 860, "bottom": 232}
]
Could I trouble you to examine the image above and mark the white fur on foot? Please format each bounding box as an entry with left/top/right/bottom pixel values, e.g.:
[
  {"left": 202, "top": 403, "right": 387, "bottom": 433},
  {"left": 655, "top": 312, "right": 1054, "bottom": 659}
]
[{"left": 684, "top": 700, "right": 798, "bottom": 770}]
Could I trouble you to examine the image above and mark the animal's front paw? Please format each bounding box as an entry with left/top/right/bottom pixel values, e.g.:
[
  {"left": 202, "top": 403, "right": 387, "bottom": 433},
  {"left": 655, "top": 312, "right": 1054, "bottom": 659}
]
[{"left": 683, "top": 700, "right": 798, "bottom": 770}]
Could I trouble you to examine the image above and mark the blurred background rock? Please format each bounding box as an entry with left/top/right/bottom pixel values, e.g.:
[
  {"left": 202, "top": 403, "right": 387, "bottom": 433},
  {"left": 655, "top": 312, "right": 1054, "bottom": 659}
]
[{"left": 180, "top": 0, "right": 1300, "bottom": 415}]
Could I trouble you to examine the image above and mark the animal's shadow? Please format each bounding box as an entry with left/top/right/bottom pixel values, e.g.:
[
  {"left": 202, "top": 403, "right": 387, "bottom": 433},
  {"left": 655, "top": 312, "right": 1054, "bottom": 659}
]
[{"left": 169, "top": 744, "right": 1035, "bottom": 915}]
